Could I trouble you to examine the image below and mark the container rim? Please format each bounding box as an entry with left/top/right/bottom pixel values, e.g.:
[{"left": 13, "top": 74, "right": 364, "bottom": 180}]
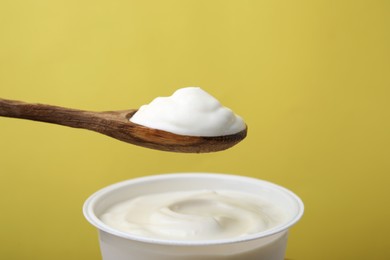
[{"left": 83, "top": 172, "right": 304, "bottom": 246}]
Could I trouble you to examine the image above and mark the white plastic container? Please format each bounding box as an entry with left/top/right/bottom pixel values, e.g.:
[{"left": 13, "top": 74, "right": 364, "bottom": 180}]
[{"left": 83, "top": 173, "right": 304, "bottom": 260}]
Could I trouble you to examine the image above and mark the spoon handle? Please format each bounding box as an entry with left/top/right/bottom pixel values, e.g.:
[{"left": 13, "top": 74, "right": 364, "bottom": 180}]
[{"left": 0, "top": 98, "right": 102, "bottom": 130}]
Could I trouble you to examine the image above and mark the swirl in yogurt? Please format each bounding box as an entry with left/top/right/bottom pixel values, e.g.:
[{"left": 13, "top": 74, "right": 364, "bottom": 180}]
[{"left": 100, "top": 190, "right": 287, "bottom": 241}]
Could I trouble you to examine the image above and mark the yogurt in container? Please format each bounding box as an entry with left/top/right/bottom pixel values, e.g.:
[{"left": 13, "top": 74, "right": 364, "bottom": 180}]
[{"left": 83, "top": 173, "right": 304, "bottom": 260}]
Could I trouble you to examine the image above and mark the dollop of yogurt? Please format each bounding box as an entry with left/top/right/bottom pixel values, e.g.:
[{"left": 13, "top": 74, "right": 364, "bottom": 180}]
[
  {"left": 130, "top": 87, "right": 246, "bottom": 136},
  {"left": 100, "top": 190, "right": 287, "bottom": 241}
]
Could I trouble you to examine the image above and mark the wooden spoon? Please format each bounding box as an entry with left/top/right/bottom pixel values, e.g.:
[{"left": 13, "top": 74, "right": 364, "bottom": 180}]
[{"left": 0, "top": 98, "right": 247, "bottom": 153}]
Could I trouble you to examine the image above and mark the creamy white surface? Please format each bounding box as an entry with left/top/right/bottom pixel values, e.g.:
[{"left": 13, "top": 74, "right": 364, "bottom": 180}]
[
  {"left": 100, "top": 190, "right": 287, "bottom": 241},
  {"left": 130, "top": 87, "right": 246, "bottom": 136}
]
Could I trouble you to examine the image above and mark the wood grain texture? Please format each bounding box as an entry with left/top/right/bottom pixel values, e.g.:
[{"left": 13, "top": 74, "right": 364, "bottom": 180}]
[{"left": 0, "top": 98, "right": 247, "bottom": 153}]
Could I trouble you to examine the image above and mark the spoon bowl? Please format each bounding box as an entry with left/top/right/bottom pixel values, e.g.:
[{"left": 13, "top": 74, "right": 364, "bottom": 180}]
[{"left": 0, "top": 98, "right": 247, "bottom": 153}]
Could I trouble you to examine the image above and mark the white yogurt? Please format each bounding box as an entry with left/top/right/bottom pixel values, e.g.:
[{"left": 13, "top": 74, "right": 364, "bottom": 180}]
[
  {"left": 130, "top": 87, "right": 246, "bottom": 136},
  {"left": 100, "top": 190, "right": 287, "bottom": 241}
]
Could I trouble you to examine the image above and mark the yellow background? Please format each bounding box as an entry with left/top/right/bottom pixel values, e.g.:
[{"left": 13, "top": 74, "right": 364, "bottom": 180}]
[{"left": 1, "top": 0, "right": 389, "bottom": 259}]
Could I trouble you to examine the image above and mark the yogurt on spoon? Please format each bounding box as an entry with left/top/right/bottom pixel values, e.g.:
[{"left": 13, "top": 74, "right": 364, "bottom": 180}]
[{"left": 130, "top": 87, "right": 246, "bottom": 137}]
